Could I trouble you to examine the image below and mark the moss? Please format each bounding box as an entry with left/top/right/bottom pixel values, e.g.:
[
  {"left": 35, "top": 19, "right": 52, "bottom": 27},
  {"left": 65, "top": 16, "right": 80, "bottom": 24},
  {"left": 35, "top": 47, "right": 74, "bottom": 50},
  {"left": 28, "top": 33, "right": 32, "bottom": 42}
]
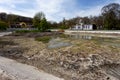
[{"left": 35, "top": 36, "right": 51, "bottom": 43}]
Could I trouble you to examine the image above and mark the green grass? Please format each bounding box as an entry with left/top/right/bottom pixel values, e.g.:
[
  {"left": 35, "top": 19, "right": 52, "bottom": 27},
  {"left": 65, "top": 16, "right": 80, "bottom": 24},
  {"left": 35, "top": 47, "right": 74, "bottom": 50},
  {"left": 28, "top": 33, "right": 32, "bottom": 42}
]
[
  {"left": 35, "top": 36, "right": 51, "bottom": 43},
  {"left": 15, "top": 29, "right": 51, "bottom": 33},
  {"left": 15, "top": 30, "right": 41, "bottom": 33}
]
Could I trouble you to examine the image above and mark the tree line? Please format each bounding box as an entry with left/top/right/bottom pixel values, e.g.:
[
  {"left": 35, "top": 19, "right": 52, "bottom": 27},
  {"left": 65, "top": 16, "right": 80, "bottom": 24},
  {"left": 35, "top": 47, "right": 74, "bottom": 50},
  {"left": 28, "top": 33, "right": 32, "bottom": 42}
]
[
  {"left": 38, "top": 3, "right": 120, "bottom": 30},
  {"left": 59, "top": 3, "right": 120, "bottom": 30},
  {"left": 0, "top": 13, "right": 33, "bottom": 30}
]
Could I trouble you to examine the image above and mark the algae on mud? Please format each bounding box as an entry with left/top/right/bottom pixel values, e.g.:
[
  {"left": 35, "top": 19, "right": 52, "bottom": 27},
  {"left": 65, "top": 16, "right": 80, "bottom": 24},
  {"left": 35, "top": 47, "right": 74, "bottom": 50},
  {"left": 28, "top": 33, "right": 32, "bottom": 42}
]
[{"left": 35, "top": 36, "right": 52, "bottom": 43}]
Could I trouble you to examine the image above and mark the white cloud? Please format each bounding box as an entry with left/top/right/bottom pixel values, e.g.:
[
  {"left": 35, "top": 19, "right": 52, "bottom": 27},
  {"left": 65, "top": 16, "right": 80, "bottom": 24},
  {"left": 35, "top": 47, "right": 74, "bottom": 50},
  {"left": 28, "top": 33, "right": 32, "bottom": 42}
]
[
  {"left": 114, "top": 0, "right": 120, "bottom": 3},
  {"left": 36, "top": 0, "right": 63, "bottom": 13},
  {"left": 0, "top": 0, "right": 26, "bottom": 12},
  {"left": 0, "top": 0, "right": 26, "bottom": 4},
  {"left": 0, "top": 0, "right": 33, "bottom": 16},
  {"left": 75, "top": 5, "right": 102, "bottom": 17},
  {"left": 0, "top": 0, "right": 120, "bottom": 22},
  {"left": 73, "top": 0, "right": 120, "bottom": 18},
  {"left": 34, "top": 0, "right": 76, "bottom": 21}
]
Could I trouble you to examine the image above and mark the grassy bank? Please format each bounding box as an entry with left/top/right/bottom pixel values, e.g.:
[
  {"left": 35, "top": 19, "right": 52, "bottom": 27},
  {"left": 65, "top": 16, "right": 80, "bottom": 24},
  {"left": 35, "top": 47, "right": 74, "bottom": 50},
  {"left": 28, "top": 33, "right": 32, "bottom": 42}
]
[{"left": 15, "top": 30, "right": 41, "bottom": 33}]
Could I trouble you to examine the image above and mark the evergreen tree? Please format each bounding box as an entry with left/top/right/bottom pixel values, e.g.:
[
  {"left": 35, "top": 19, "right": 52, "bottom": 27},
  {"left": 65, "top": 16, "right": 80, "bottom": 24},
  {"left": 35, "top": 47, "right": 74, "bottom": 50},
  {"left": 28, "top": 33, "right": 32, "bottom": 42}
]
[
  {"left": 33, "top": 12, "right": 45, "bottom": 28},
  {"left": 39, "top": 18, "right": 48, "bottom": 32}
]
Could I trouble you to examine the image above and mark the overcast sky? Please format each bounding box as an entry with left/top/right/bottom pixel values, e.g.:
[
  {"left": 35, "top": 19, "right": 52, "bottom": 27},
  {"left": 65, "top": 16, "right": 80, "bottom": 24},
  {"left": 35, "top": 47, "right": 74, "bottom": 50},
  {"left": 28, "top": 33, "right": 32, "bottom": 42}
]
[{"left": 0, "top": 0, "right": 120, "bottom": 22}]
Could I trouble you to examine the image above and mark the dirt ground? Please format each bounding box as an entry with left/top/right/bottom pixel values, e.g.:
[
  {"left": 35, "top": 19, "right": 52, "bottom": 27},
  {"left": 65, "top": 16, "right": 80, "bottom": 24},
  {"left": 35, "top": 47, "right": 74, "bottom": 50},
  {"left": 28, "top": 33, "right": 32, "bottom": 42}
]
[
  {"left": 0, "top": 32, "right": 120, "bottom": 80},
  {"left": 0, "top": 56, "right": 64, "bottom": 80}
]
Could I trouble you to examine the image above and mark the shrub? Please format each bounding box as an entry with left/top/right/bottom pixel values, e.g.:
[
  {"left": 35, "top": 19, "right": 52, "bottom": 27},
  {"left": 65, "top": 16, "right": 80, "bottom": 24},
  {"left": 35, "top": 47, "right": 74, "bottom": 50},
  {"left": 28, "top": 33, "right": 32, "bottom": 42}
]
[{"left": 0, "top": 21, "right": 8, "bottom": 30}]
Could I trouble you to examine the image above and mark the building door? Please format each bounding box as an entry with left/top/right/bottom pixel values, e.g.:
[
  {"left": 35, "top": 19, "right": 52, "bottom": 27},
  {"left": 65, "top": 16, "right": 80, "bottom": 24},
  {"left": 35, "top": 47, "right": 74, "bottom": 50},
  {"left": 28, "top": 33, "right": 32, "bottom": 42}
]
[{"left": 93, "top": 24, "right": 97, "bottom": 30}]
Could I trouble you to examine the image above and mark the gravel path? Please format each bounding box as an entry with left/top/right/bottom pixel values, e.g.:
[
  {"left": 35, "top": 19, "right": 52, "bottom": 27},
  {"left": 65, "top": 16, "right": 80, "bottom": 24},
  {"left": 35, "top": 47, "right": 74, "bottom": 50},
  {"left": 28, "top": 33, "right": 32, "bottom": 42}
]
[{"left": 0, "top": 56, "right": 64, "bottom": 80}]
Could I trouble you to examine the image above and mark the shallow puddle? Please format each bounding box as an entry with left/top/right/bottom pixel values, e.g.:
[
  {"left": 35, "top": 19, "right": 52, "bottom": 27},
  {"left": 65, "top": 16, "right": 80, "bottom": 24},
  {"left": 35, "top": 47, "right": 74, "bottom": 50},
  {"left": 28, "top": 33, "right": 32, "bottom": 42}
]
[{"left": 48, "top": 37, "right": 72, "bottom": 49}]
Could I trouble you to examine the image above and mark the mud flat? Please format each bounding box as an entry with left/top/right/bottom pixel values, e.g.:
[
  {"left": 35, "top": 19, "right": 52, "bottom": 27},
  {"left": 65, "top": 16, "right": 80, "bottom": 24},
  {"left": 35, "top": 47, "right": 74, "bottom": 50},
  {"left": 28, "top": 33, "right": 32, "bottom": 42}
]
[
  {"left": 0, "top": 32, "right": 64, "bottom": 80},
  {"left": 0, "top": 56, "right": 64, "bottom": 80},
  {"left": 0, "top": 32, "right": 120, "bottom": 80}
]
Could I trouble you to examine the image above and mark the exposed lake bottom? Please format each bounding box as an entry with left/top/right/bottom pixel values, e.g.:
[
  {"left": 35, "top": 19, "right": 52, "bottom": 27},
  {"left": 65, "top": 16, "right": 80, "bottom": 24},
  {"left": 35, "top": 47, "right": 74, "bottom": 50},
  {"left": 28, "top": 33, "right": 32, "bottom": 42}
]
[{"left": 0, "top": 32, "right": 120, "bottom": 80}]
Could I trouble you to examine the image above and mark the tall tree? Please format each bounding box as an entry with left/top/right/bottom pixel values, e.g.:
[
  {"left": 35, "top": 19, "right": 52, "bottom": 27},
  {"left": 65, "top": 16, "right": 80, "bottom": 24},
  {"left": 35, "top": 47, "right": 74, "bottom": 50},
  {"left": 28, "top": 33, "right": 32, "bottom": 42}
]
[
  {"left": 33, "top": 12, "right": 45, "bottom": 28},
  {"left": 82, "top": 17, "right": 91, "bottom": 24},
  {"left": 39, "top": 18, "right": 48, "bottom": 31},
  {"left": 90, "top": 16, "right": 104, "bottom": 29},
  {"left": 102, "top": 3, "right": 120, "bottom": 30},
  {"left": 60, "top": 18, "right": 67, "bottom": 29},
  {"left": 0, "top": 21, "right": 8, "bottom": 30}
]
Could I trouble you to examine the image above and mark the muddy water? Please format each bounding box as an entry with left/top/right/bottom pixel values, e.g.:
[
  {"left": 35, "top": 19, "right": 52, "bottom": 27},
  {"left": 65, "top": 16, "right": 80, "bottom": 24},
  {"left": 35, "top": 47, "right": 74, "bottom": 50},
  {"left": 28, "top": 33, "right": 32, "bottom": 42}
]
[
  {"left": 67, "top": 33, "right": 120, "bottom": 48},
  {"left": 48, "top": 33, "right": 120, "bottom": 49},
  {"left": 48, "top": 37, "right": 72, "bottom": 49}
]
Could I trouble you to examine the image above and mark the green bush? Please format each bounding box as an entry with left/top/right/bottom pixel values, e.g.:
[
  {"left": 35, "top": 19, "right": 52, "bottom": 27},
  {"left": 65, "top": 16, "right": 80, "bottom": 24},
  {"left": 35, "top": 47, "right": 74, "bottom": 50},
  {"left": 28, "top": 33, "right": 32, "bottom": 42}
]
[
  {"left": 35, "top": 36, "right": 51, "bottom": 43},
  {"left": 0, "top": 21, "right": 8, "bottom": 30}
]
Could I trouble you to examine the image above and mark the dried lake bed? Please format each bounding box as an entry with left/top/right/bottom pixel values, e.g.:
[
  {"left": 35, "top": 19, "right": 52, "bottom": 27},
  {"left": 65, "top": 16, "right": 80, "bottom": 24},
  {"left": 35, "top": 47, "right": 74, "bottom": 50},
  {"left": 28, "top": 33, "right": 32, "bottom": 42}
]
[{"left": 0, "top": 32, "right": 120, "bottom": 80}]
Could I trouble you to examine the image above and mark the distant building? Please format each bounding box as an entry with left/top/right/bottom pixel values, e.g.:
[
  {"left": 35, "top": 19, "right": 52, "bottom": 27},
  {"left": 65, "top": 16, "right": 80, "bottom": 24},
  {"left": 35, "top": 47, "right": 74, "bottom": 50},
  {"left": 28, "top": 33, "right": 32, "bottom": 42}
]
[
  {"left": 0, "top": 12, "right": 34, "bottom": 28},
  {"left": 71, "top": 19, "right": 97, "bottom": 30},
  {"left": 9, "top": 22, "right": 34, "bottom": 28}
]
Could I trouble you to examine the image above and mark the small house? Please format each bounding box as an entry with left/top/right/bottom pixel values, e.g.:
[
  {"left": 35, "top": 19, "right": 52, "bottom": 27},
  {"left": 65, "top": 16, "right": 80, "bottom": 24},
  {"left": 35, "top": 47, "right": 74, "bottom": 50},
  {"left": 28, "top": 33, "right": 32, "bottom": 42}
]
[
  {"left": 71, "top": 19, "right": 97, "bottom": 30},
  {"left": 71, "top": 24, "right": 93, "bottom": 30}
]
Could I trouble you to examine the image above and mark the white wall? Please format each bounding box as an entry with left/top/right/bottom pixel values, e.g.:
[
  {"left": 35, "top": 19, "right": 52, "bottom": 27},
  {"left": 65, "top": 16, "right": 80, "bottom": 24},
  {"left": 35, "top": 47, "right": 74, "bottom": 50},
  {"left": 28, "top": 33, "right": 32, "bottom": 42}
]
[{"left": 72, "top": 25, "right": 93, "bottom": 30}]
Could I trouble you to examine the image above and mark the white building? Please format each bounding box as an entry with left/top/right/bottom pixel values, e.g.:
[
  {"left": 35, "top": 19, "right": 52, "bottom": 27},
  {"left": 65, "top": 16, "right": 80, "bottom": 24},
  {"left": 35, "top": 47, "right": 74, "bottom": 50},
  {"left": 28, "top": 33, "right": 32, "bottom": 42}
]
[
  {"left": 71, "top": 19, "right": 95, "bottom": 30},
  {"left": 72, "top": 24, "right": 93, "bottom": 30}
]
